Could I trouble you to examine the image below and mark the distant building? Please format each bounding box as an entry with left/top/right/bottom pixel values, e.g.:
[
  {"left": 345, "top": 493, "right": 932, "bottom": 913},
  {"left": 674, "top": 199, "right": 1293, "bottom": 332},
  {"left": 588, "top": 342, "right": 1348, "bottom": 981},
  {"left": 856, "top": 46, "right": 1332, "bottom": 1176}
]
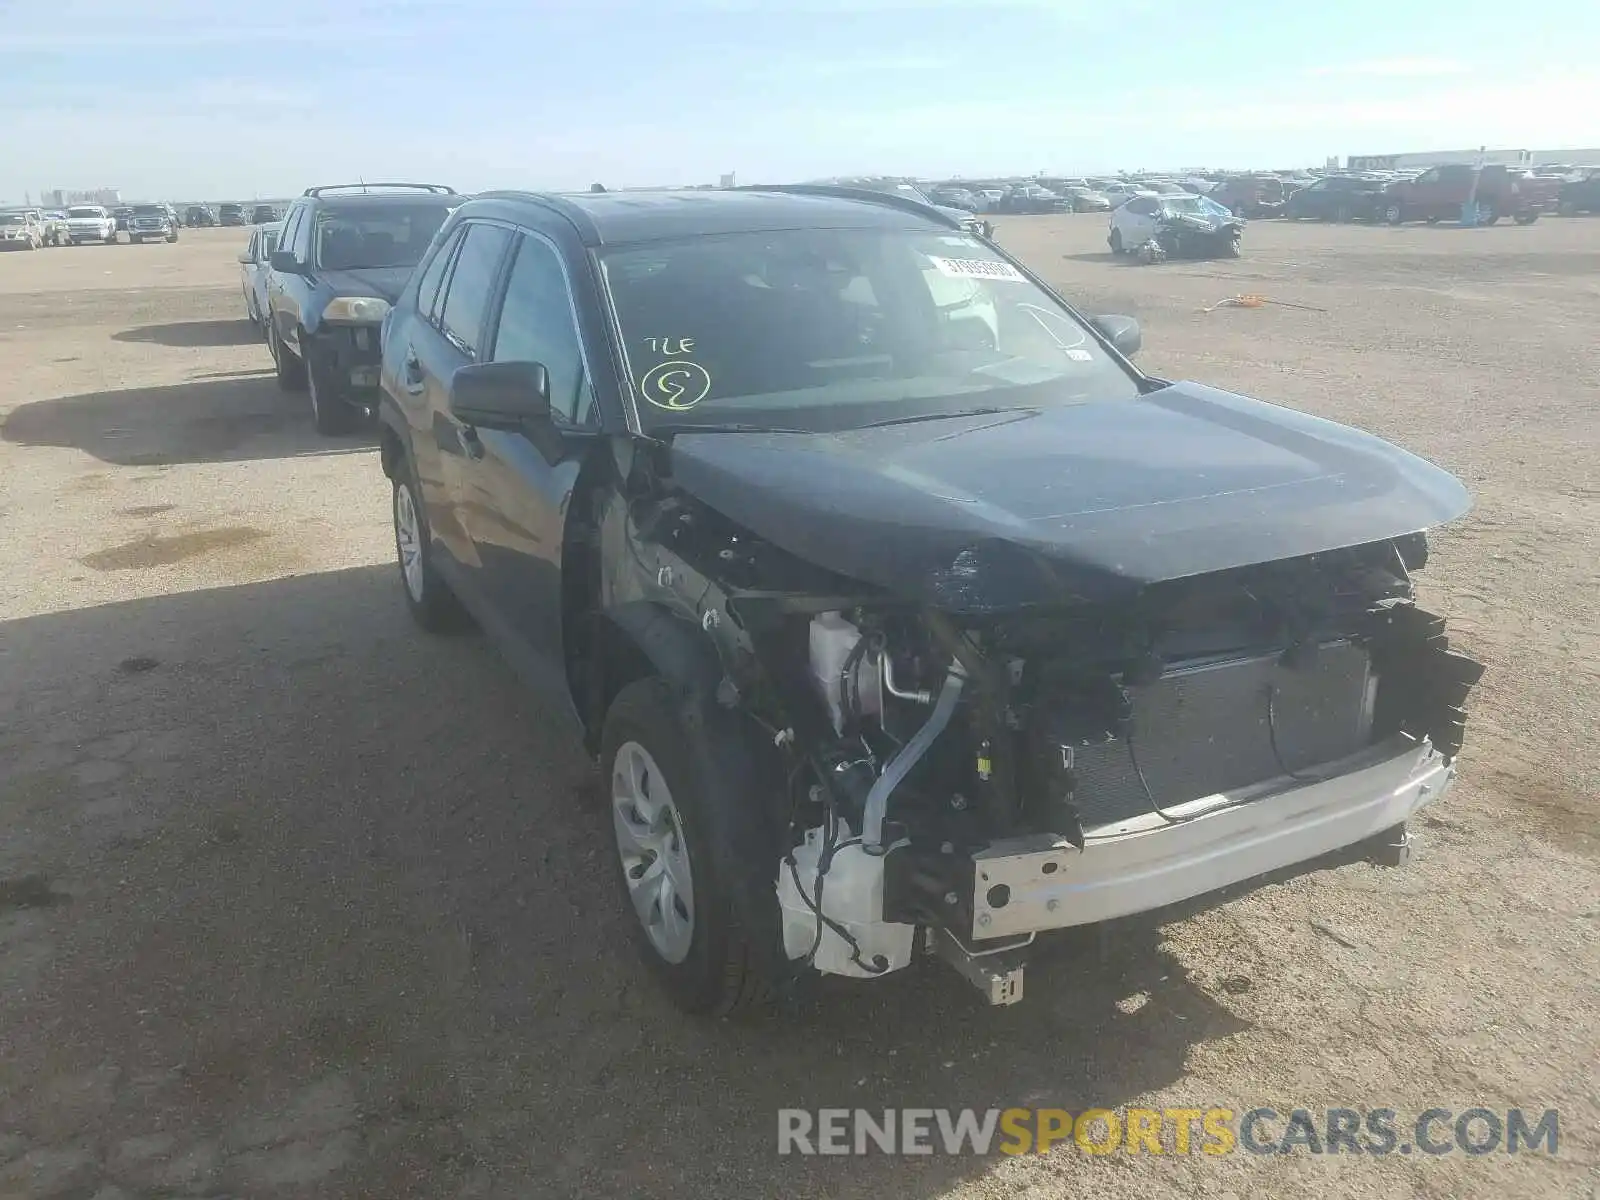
[
  {"left": 1347, "top": 148, "right": 1600, "bottom": 171},
  {"left": 44, "top": 187, "right": 122, "bottom": 207}
]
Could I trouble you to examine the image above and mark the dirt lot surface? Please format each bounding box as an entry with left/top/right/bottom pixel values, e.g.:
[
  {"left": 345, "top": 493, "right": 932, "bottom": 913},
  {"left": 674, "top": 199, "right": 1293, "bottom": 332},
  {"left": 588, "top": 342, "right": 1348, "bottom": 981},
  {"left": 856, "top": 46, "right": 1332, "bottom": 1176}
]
[{"left": 1, "top": 221, "right": 1596, "bottom": 1199}]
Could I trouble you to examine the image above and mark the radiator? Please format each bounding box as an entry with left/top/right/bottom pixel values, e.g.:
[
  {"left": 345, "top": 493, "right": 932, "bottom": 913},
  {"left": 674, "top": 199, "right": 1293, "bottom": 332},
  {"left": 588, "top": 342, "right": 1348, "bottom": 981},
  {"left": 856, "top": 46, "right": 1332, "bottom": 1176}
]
[{"left": 1068, "top": 640, "right": 1375, "bottom": 828}]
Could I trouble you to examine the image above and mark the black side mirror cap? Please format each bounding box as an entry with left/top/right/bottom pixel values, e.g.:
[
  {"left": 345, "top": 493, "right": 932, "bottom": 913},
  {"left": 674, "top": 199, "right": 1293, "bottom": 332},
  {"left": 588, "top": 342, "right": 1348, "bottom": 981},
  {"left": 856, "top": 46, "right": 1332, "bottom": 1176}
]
[
  {"left": 269, "top": 249, "right": 304, "bottom": 274},
  {"left": 448, "top": 361, "right": 551, "bottom": 430},
  {"left": 1091, "top": 314, "right": 1142, "bottom": 358}
]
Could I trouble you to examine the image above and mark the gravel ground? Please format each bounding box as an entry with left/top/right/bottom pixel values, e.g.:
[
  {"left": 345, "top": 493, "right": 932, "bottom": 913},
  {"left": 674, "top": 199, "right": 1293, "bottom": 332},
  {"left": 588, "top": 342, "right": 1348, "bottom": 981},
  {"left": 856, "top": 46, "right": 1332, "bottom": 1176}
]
[{"left": 0, "top": 221, "right": 1596, "bottom": 1200}]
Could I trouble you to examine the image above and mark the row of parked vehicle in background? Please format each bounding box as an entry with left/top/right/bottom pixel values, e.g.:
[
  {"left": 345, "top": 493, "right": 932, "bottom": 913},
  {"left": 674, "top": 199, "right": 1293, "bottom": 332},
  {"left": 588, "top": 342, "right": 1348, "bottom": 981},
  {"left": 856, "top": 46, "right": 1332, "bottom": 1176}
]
[
  {"left": 871, "top": 161, "right": 1598, "bottom": 227},
  {"left": 0, "top": 198, "right": 291, "bottom": 249}
]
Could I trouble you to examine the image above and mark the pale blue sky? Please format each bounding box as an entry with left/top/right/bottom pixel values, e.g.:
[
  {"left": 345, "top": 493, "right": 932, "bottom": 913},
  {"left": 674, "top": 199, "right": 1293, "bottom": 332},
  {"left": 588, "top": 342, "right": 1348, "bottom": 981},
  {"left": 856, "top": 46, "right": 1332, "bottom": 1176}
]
[{"left": 1, "top": 0, "right": 1595, "bottom": 201}]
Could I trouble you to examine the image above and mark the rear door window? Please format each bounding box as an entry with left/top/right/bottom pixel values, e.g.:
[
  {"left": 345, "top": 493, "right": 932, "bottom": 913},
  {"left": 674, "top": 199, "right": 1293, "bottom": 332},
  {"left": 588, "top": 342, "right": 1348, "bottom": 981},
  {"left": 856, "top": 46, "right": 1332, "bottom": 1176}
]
[
  {"left": 438, "top": 223, "right": 513, "bottom": 358},
  {"left": 414, "top": 226, "right": 465, "bottom": 326}
]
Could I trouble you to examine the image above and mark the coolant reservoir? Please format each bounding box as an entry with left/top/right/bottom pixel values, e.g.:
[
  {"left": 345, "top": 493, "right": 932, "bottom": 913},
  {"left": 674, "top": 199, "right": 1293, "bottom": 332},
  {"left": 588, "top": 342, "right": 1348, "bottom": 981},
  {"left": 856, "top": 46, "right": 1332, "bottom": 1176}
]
[{"left": 809, "top": 612, "right": 881, "bottom": 733}]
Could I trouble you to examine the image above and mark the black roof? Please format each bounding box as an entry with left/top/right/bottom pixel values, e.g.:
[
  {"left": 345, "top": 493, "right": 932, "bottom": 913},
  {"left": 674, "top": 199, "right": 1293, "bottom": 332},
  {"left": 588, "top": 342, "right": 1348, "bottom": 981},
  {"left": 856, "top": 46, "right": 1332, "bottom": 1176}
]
[{"left": 468, "top": 186, "right": 963, "bottom": 246}]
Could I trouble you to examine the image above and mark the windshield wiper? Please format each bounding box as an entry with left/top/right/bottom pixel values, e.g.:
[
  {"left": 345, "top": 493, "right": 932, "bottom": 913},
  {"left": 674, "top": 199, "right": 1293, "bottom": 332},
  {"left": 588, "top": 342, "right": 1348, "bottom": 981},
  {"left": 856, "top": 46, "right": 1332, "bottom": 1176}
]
[
  {"left": 648, "top": 422, "right": 814, "bottom": 438},
  {"left": 858, "top": 406, "right": 1040, "bottom": 430}
]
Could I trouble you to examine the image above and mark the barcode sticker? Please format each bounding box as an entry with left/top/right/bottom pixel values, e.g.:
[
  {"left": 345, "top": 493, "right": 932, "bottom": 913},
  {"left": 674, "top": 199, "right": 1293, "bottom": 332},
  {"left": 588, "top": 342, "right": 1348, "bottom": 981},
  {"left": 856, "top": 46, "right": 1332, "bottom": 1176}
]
[{"left": 927, "top": 255, "right": 1026, "bottom": 282}]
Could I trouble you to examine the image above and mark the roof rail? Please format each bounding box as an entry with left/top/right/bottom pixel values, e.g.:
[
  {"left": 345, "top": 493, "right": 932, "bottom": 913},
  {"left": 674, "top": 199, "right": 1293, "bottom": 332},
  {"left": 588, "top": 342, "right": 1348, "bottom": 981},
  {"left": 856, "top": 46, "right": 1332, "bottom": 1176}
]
[
  {"left": 735, "top": 183, "right": 964, "bottom": 229},
  {"left": 302, "top": 183, "right": 457, "bottom": 197},
  {"left": 471, "top": 190, "right": 603, "bottom": 242}
]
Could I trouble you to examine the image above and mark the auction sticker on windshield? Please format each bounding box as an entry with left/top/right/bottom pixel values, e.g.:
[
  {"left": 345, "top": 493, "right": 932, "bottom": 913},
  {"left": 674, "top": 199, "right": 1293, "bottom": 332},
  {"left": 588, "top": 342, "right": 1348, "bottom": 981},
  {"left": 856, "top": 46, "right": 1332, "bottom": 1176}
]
[{"left": 927, "top": 256, "right": 1025, "bottom": 282}]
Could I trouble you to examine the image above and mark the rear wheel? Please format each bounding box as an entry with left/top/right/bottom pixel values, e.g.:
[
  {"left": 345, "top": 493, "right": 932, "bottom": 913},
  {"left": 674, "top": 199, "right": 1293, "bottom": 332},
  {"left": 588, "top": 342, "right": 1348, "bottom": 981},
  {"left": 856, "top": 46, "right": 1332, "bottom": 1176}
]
[
  {"left": 1108, "top": 228, "right": 1125, "bottom": 254},
  {"left": 602, "top": 678, "right": 779, "bottom": 1016},
  {"left": 270, "top": 323, "right": 308, "bottom": 392},
  {"left": 1479, "top": 205, "right": 1500, "bottom": 225},
  {"left": 1385, "top": 203, "right": 1404, "bottom": 225},
  {"left": 391, "top": 453, "right": 471, "bottom": 632}
]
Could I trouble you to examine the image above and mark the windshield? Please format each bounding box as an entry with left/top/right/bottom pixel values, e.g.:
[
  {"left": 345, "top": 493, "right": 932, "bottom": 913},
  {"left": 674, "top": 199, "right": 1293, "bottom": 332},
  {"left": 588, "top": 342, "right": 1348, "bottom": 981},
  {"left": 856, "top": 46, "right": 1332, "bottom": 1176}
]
[
  {"left": 0, "top": 213, "right": 26, "bottom": 225},
  {"left": 132, "top": 205, "right": 164, "bottom": 216},
  {"left": 67, "top": 207, "right": 103, "bottom": 218},
  {"left": 1160, "top": 196, "right": 1219, "bottom": 217},
  {"left": 313, "top": 203, "right": 452, "bottom": 270},
  {"left": 601, "top": 228, "right": 1141, "bottom": 433}
]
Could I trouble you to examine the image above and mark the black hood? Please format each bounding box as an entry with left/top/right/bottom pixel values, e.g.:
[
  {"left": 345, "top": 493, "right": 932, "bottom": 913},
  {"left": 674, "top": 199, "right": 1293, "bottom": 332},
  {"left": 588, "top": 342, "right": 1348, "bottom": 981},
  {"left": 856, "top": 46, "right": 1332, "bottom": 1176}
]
[
  {"left": 666, "top": 382, "right": 1470, "bottom": 612},
  {"left": 316, "top": 266, "right": 413, "bottom": 303}
]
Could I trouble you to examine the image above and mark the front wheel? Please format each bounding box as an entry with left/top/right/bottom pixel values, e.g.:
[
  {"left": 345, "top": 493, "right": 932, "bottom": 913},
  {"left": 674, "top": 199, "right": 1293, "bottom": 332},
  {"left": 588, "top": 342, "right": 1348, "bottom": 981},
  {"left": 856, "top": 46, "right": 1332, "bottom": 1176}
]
[
  {"left": 306, "top": 347, "right": 355, "bottom": 435},
  {"left": 1223, "top": 233, "right": 1243, "bottom": 258},
  {"left": 602, "top": 678, "right": 779, "bottom": 1016},
  {"left": 1108, "top": 228, "right": 1124, "bottom": 254},
  {"left": 1385, "top": 203, "right": 1404, "bottom": 225}
]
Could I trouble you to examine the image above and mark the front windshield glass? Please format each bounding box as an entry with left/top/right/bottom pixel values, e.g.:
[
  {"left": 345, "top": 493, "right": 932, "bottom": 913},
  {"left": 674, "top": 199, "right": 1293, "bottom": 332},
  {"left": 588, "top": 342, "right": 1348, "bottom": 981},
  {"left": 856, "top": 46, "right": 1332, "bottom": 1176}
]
[
  {"left": 1160, "top": 196, "right": 1215, "bottom": 216},
  {"left": 67, "top": 207, "right": 102, "bottom": 218},
  {"left": 132, "top": 205, "right": 163, "bottom": 215},
  {"left": 313, "top": 204, "right": 452, "bottom": 270},
  {"left": 602, "top": 228, "right": 1141, "bottom": 432},
  {"left": 0, "top": 213, "right": 25, "bottom": 225}
]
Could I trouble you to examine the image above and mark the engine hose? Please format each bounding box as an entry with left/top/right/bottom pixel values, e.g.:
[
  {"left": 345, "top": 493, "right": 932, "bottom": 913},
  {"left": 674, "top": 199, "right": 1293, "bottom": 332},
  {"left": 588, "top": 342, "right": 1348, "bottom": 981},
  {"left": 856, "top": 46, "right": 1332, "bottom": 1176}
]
[{"left": 861, "top": 665, "right": 966, "bottom": 851}]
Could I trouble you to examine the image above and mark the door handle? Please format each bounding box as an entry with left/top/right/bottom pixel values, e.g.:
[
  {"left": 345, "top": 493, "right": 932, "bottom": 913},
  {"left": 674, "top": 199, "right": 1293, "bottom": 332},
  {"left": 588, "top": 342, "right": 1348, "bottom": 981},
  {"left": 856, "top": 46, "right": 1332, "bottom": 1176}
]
[
  {"left": 402, "top": 349, "right": 425, "bottom": 395},
  {"left": 457, "top": 423, "right": 485, "bottom": 461}
]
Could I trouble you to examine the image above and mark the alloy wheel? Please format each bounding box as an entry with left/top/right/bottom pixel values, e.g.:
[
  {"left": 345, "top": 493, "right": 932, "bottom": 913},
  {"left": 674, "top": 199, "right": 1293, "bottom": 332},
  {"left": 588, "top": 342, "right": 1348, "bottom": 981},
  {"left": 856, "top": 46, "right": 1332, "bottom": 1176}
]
[
  {"left": 393, "top": 482, "right": 425, "bottom": 603},
  {"left": 611, "top": 740, "right": 695, "bottom": 964}
]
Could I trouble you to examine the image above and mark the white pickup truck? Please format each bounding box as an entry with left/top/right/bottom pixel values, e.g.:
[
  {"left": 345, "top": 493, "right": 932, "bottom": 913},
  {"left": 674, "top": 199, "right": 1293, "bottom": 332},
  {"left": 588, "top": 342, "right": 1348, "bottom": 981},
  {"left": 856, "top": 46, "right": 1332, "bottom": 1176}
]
[{"left": 65, "top": 205, "right": 119, "bottom": 245}]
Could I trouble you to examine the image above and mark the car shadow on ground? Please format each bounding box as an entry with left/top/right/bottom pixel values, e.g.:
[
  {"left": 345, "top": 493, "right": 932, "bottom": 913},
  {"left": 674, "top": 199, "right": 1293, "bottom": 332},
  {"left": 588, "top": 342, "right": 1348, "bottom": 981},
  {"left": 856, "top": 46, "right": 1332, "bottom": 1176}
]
[
  {"left": 2, "top": 375, "right": 374, "bottom": 465},
  {"left": 113, "top": 319, "right": 263, "bottom": 348},
  {"left": 0, "top": 566, "right": 1259, "bottom": 1198}
]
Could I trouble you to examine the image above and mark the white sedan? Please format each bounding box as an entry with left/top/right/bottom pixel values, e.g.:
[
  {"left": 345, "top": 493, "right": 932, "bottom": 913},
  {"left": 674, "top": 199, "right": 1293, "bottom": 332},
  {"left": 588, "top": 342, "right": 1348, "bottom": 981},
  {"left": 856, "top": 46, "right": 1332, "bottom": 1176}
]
[{"left": 1108, "top": 193, "right": 1237, "bottom": 255}]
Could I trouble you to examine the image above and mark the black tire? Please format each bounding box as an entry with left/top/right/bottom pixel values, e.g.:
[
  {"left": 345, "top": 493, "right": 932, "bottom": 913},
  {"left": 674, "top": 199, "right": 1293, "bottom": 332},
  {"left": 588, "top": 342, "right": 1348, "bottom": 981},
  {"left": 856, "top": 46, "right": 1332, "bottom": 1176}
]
[
  {"left": 391, "top": 453, "right": 471, "bottom": 633},
  {"left": 1385, "top": 203, "right": 1404, "bottom": 225},
  {"left": 167, "top": 231, "right": 179, "bottom": 243},
  {"left": 602, "top": 677, "right": 781, "bottom": 1017},
  {"left": 306, "top": 346, "right": 355, "bottom": 435},
  {"left": 1223, "top": 233, "right": 1242, "bottom": 259},
  {"left": 1108, "top": 228, "right": 1124, "bottom": 254},
  {"left": 1479, "top": 206, "right": 1500, "bottom": 226},
  {"left": 270, "top": 324, "right": 308, "bottom": 392},
  {"left": 1514, "top": 211, "right": 1539, "bottom": 225}
]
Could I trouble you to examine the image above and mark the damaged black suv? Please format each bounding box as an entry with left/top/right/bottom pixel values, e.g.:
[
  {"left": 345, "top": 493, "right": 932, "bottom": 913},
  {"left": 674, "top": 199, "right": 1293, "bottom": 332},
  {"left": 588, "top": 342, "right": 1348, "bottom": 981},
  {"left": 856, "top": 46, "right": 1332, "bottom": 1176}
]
[{"left": 377, "top": 185, "right": 1482, "bottom": 1015}]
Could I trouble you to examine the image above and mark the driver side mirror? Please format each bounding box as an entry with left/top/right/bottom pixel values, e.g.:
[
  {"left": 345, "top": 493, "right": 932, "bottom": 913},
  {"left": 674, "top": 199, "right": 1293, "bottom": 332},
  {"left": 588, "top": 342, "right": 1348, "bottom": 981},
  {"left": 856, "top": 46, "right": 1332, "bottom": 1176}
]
[
  {"left": 449, "top": 361, "right": 551, "bottom": 430},
  {"left": 1091, "top": 314, "right": 1142, "bottom": 358},
  {"left": 269, "top": 249, "right": 305, "bottom": 274}
]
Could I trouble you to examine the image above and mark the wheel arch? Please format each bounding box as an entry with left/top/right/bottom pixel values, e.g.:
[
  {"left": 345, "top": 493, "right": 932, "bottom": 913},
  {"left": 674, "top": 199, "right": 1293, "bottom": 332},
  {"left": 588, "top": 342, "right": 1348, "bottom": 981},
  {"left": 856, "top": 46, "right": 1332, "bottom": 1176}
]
[{"left": 583, "top": 600, "right": 724, "bottom": 755}]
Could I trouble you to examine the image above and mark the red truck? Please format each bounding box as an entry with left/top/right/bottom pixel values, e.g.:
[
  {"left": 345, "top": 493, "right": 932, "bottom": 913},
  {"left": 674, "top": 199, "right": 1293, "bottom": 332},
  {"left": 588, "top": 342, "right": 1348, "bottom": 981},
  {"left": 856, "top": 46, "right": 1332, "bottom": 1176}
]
[{"left": 1380, "top": 164, "right": 1555, "bottom": 225}]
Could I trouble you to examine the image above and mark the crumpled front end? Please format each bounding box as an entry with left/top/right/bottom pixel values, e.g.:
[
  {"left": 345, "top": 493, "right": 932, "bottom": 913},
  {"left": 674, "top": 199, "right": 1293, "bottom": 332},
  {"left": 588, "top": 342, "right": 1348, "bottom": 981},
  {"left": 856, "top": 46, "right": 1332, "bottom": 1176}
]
[{"left": 615, "top": 449, "right": 1483, "bottom": 1006}]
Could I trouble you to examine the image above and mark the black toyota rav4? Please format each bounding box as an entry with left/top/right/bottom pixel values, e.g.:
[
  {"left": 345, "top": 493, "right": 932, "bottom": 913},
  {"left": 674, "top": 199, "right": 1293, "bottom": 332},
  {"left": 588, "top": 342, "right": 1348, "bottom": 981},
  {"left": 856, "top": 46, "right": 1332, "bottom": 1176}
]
[
  {"left": 267, "top": 183, "right": 459, "bottom": 433},
  {"left": 377, "top": 186, "right": 1482, "bottom": 1015}
]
